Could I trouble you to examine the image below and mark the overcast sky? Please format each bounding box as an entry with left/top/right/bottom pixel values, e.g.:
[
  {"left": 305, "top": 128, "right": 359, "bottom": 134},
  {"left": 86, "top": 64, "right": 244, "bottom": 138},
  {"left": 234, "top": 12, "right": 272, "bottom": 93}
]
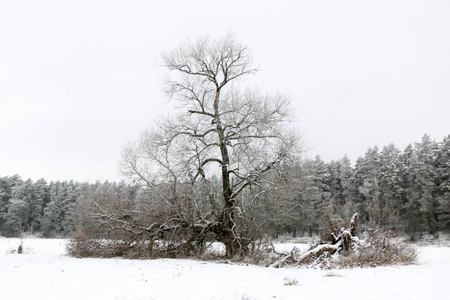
[{"left": 1, "top": 0, "right": 449, "bottom": 183}]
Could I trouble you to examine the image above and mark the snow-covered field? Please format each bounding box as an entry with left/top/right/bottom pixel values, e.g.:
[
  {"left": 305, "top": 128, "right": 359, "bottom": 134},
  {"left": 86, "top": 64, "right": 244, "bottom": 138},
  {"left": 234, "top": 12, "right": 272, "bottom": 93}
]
[{"left": 1, "top": 238, "right": 449, "bottom": 300}]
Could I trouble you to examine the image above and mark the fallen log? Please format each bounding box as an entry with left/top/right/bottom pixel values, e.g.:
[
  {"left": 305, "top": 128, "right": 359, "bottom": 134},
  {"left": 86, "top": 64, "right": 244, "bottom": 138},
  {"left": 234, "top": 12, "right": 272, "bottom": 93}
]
[{"left": 270, "top": 213, "right": 360, "bottom": 268}]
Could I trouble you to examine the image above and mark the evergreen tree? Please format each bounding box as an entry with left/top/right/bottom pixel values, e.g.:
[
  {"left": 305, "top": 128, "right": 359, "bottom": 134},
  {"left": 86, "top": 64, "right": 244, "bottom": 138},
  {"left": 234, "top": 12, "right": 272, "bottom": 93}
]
[
  {"left": 354, "top": 146, "right": 381, "bottom": 226},
  {"left": 404, "top": 135, "right": 439, "bottom": 236},
  {"left": 0, "top": 175, "right": 22, "bottom": 231},
  {"left": 30, "top": 178, "right": 49, "bottom": 233},
  {"left": 4, "top": 199, "right": 30, "bottom": 236},
  {"left": 2, "top": 178, "right": 34, "bottom": 236},
  {"left": 436, "top": 135, "right": 450, "bottom": 231},
  {"left": 327, "top": 156, "right": 356, "bottom": 220},
  {"left": 41, "top": 181, "right": 64, "bottom": 237},
  {"left": 402, "top": 143, "right": 422, "bottom": 237},
  {"left": 291, "top": 158, "right": 323, "bottom": 235},
  {"left": 379, "top": 144, "right": 404, "bottom": 229}
]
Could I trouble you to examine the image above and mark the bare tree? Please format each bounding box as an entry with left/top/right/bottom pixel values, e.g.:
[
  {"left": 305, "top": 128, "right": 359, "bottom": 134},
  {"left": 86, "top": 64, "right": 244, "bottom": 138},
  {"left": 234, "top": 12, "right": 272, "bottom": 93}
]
[{"left": 121, "top": 35, "right": 301, "bottom": 257}]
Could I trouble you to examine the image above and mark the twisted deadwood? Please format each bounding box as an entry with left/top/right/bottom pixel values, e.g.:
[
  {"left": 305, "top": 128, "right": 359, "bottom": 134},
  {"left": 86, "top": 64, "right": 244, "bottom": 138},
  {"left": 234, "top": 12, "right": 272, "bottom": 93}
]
[{"left": 270, "top": 213, "right": 360, "bottom": 268}]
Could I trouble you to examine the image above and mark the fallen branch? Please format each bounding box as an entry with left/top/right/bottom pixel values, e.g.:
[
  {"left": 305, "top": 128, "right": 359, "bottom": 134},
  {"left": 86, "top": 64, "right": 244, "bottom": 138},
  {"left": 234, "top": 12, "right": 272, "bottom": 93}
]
[{"left": 271, "top": 213, "right": 360, "bottom": 268}]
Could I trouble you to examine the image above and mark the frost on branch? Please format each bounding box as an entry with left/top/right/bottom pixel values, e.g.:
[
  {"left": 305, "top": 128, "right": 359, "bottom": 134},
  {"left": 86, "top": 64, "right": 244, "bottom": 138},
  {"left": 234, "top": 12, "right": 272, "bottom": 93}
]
[{"left": 270, "top": 213, "right": 417, "bottom": 269}]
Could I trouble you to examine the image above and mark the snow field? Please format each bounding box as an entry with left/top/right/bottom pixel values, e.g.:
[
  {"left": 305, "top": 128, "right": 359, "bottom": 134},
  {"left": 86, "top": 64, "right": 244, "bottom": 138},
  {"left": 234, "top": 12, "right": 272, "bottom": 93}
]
[{"left": 1, "top": 238, "right": 449, "bottom": 300}]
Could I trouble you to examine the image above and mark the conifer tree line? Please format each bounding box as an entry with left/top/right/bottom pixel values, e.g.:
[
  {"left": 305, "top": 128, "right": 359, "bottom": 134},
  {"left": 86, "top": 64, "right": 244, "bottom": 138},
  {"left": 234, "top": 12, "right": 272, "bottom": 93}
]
[
  {"left": 1, "top": 134, "right": 449, "bottom": 239},
  {"left": 0, "top": 178, "right": 136, "bottom": 237}
]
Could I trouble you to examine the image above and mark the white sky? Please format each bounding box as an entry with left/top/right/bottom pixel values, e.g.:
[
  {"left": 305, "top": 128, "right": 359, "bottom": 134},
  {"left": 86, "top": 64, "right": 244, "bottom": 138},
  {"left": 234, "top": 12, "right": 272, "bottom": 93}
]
[{"left": 1, "top": 0, "right": 449, "bottom": 183}]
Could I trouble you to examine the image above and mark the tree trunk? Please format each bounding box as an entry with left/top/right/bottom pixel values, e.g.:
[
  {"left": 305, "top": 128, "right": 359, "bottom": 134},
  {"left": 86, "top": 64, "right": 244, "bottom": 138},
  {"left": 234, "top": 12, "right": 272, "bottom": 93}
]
[
  {"left": 213, "top": 87, "right": 239, "bottom": 257},
  {"left": 220, "top": 164, "right": 238, "bottom": 256}
]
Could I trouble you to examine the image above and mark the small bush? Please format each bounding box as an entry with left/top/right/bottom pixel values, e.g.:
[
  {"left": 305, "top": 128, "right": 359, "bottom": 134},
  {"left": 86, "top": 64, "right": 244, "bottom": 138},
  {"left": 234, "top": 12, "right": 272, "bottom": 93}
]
[{"left": 283, "top": 277, "right": 299, "bottom": 286}]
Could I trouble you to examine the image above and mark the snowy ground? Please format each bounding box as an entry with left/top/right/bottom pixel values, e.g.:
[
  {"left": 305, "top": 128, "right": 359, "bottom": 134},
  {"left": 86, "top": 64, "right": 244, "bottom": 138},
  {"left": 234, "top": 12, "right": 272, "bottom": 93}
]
[{"left": 1, "top": 238, "right": 449, "bottom": 300}]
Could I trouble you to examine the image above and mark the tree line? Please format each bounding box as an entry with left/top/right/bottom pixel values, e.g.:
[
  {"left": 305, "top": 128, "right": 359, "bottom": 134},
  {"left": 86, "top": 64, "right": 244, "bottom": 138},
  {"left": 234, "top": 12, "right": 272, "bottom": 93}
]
[
  {"left": 278, "top": 134, "right": 450, "bottom": 240},
  {"left": 1, "top": 134, "right": 448, "bottom": 240},
  {"left": 0, "top": 178, "right": 134, "bottom": 237}
]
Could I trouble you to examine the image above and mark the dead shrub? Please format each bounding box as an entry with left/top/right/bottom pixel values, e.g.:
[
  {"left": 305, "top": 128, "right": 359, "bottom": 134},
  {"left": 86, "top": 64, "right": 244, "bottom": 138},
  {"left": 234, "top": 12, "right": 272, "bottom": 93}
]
[
  {"left": 334, "top": 229, "right": 417, "bottom": 268},
  {"left": 67, "top": 234, "right": 208, "bottom": 259}
]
